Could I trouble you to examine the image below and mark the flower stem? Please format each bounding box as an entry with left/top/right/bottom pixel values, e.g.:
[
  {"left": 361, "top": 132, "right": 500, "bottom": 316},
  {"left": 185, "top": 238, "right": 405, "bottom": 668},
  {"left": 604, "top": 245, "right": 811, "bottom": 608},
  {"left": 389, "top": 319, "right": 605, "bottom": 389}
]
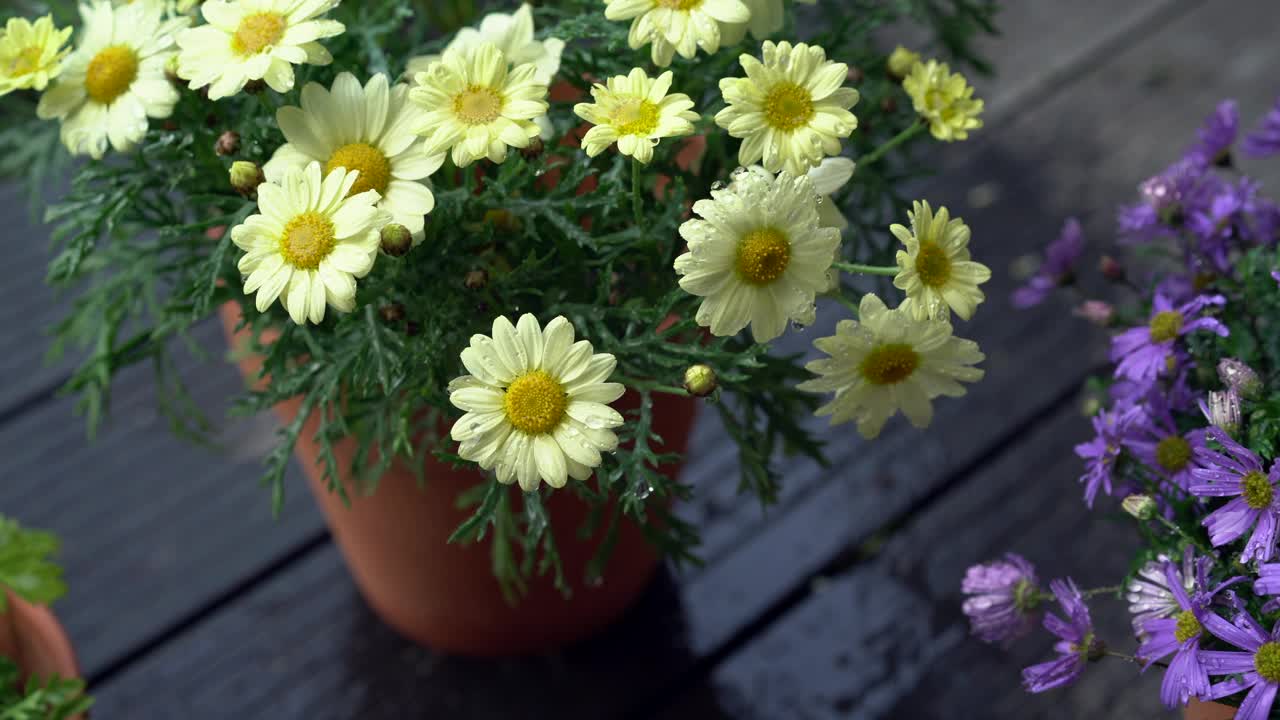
[
  {"left": 832, "top": 261, "right": 898, "bottom": 277},
  {"left": 631, "top": 158, "right": 643, "bottom": 226},
  {"left": 1153, "top": 513, "right": 1216, "bottom": 557},
  {"left": 1081, "top": 585, "right": 1122, "bottom": 598},
  {"left": 858, "top": 119, "right": 926, "bottom": 168}
]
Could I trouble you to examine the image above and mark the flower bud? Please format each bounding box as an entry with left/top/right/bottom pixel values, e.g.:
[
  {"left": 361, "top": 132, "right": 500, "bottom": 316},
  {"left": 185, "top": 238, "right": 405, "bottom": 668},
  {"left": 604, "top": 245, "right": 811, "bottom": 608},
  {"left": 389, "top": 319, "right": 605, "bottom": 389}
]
[
  {"left": 379, "top": 303, "right": 405, "bottom": 323},
  {"left": 880, "top": 96, "right": 898, "bottom": 114},
  {"left": 1072, "top": 300, "right": 1114, "bottom": 327},
  {"left": 1218, "top": 359, "right": 1262, "bottom": 399},
  {"left": 519, "top": 137, "right": 544, "bottom": 160},
  {"left": 483, "top": 208, "right": 520, "bottom": 234},
  {"left": 215, "top": 130, "right": 240, "bottom": 157},
  {"left": 380, "top": 224, "right": 413, "bottom": 257},
  {"left": 886, "top": 46, "right": 921, "bottom": 80},
  {"left": 1099, "top": 255, "right": 1125, "bottom": 283},
  {"left": 229, "top": 161, "right": 264, "bottom": 198},
  {"left": 682, "top": 364, "right": 718, "bottom": 398},
  {"left": 464, "top": 269, "right": 488, "bottom": 290},
  {"left": 1122, "top": 495, "right": 1157, "bottom": 521},
  {"left": 1202, "top": 389, "right": 1242, "bottom": 436},
  {"left": 846, "top": 66, "right": 865, "bottom": 85}
]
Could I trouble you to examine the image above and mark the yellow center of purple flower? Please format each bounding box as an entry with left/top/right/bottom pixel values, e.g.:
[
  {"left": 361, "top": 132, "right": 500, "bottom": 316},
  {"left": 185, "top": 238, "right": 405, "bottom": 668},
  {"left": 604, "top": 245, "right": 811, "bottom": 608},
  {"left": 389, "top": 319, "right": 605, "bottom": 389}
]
[
  {"left": 1155, "top": 436, "right": 1192, "bottom": 472},
  {"left": 1148, "top": 310, "right": 1184, "bottom": 343},
  {"left": 1243, "top": 470, "right": 1274, "bottom": 510},
  {"left": 503, "top": 370, "right": 567, "bottom": 435},
  {"left": 859, "top": 344, "right": 920, "bottom": 386},
  {"left": 1256, "top": 642, "right": 1280, "bottom": 682},
  {"left": 1174, "top": 610, "right": 1202, "bottom": 643},
  {"left": 914, "top": 241, "right": 953, "bottom": 288}
]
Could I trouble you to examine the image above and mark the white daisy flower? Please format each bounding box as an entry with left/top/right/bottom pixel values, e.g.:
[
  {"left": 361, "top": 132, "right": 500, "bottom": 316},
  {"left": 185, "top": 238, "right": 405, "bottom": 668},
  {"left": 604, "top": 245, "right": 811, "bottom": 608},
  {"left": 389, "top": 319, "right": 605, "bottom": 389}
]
[
  {"left": 722, "top": 0, "right": 816, "bottom": 43},
  {"left": 231, "top": 162, "right": 391, "bottom": 325},
  {"left": 891, "top": 200, "right": 991, "bottom": 321},
  {"left": 409, "top": 42, "right": 549, "bottom": 167},
  {"left": 798, "top": 293, "right": 985, "bottom": 439},
  {"left": 715, "top": 40, "right": 859, "bottom": 176},
  {"left": 0, "top": 15, "right": 73, "bottom": 96},
  {"left": 807, "top": 156, "right": 855, "bottom": 230},
  {"left": 35, "top": 1, "right": 188, "bottom": 159},
  {"left": 175, "top": 0, "right": 344, "bottom": 100},
  {"left": 573, "top": 68, "right": 698, "bottom": 164},
  {"left": 448, "top": 314, "right": 626, "bottom": 491},
  {"left": 674, "top": 168, "right": 841, "bottom": 343},
  {"left": 405, "top": 4, "right": 563, "bottom": 87},
  {"left": 603, "top": 0, "right": 749, "bottom": 68},
  {"left": 263, "top": 72, "right": 444, "bottom": 244}
]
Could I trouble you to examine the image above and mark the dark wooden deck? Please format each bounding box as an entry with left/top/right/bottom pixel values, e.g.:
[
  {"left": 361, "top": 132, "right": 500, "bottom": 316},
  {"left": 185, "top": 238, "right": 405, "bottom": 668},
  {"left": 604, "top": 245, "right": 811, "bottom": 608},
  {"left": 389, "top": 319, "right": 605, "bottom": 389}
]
[{"left": 3, "top": 1, "right": 1279, "bottom": 717}]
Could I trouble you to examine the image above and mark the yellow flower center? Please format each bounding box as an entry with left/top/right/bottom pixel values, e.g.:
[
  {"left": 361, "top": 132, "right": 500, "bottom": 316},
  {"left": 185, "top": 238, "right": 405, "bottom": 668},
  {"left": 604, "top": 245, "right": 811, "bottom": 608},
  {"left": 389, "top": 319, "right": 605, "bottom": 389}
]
[
  {"left": 1257, "top": 642, "right": 1280, "bottom": 683},
  {"left": 231, "top": 12, "right": 287, "bottom": 56},
  {"left": 84, "top": 45, "right": 138, "bottom": 104},
  {"left": 279, "top": 211, "right": 337, "bottom": 271},
  {"left": 7, "top": 46, "right": 45, "bottom": 76},
  {"left": 1148, "top": 311, "right": 1184, "bottom": 343},
  {"left": 1173, "top": 610, "right": 1202, "bottom": 644},
  {"left": 611, "top": 98, "right": 660, "bottom": 136},
  {"left": 734, "top": 228, "right": 791, "bottom": 285},
  {"left": 859, "top": 343, "right": 920, "bottom": 386},
  {"left": 454, "top": 85, "right": 503, "bottom": 125},
  {"left": 503, "top": 370, "right": 568, "bottom": 435},
  {"left": 914, "top": 241, "right": 952, "bottom": 287},
  {"left": 657, "top": 0, "right": 703, "bottom": 9},
  {"left": 325, "top": 143, "right": 392, "bottom": 197},
  {"left": 762, "top": 82, "right": 815, "bottom": 132},
  {"left": 1155, "top": 436, "right": 1192, "bottom": 472},
  {"left": 1244, "top": 470, "right": 1274, "bottom": 510}
]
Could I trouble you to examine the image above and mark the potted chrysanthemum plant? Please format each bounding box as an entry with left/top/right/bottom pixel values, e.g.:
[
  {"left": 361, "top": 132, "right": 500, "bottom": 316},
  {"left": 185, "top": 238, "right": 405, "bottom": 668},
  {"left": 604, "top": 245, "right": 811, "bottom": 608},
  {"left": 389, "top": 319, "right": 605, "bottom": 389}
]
[
  {"left": 0, "top": 515, "right": 90, "bottom": 719},
  {"left": 963, "top": 97, "right": 1280, "bottom": 718},
  {"left": 2, "top": 0, "right": 1000, "bottom": 654}
]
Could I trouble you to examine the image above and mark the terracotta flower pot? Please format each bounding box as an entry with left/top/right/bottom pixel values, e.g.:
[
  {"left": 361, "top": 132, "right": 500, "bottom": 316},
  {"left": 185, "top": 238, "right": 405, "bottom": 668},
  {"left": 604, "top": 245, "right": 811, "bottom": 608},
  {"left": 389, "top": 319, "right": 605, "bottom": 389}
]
[
  {"left": 219, "top": 303, "right": 698, "bottom": 656},
  {"left": 0, "top": 592, "right": 82, "bottom": 714},
  {"left": 1185, "top": 700, "right": 1236, "bottom": 719}
]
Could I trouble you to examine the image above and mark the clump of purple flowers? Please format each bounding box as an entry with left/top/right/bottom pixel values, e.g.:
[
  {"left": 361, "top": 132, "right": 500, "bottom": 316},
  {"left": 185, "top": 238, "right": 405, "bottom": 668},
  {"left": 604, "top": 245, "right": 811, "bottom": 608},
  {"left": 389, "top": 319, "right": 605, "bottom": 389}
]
[
  {"left": 961, "top": 553, "right": 1041, "bottom": 646},
  {"left": 1021, "top": 579, "right": 1103, "bottom": 693}
]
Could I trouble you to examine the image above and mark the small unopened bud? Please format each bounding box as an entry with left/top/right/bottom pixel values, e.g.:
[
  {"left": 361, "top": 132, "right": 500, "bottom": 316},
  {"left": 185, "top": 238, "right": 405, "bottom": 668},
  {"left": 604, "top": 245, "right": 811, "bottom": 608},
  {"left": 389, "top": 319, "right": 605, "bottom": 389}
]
[
  {"left": 1099, "top": 255, "right": 1125, "bottom": 283},
  {"left": 229, "top": 161, "right": 264, "bottom": 198},
  {"left": 1073, "top": 300, "right": 1114, "bottom": 327},
  {"left": 164, "top": 54, "right": 182, "bottom": 85},
  {"left": 483, "top": 208, "right": 520, "bottom": 234},
  {"left": 683, "top": 364, "right": 718, "bottom": 397},
  {"left": 519, "top": 137, "right": 544, "bottom": 160},
  {"left": 215, "top": 130, "right": 240, "bottom": 157},
  {"left": 880, "top": 96, "right": 898, "bottom": 114},
  {"left": 380, "top": 224, "right": 413, "bottom": 257},
  {"left": 1080, "top": 396, "right": 1101, "bottom": 417},
  {"left": 846, "top": 66, "right": 865, "bottom": 85},
  {"left": 1218, "top": 359, "right": 1263, "bottom": 400},
  {"left": 886, "top": 46, "right": 921, "bottom": 80},
  {"left": 463, "top": 269, "right": 488, "bottom": 290},
  {"left": 1203, "top": 389, "right": 1243, "bottom": 436},
  {"left": 1122, "top": 494, "right": 1158, "bottom": 521},
  {"left": 379, "top": 303, "right": 405, "bottom": 323}
]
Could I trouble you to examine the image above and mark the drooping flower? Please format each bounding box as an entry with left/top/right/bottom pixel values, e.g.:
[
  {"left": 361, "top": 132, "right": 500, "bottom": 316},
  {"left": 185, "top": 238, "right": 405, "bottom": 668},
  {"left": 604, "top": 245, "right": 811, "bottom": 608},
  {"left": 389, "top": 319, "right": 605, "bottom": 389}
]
[
  {"left": 902, "top": 60, "right": 983, "bottom": 142},
  {"left": 175, "top": 0, "right": 344, "bottom": 100},
  {"left": 1244, "top": 96, "right": 1280, "bottom": 158},
  {"left": 1011, "top": 217, "right": 1084, "bottom": 308},
  {"left": 1189, "top": 427, "right": 1280, "bottom": 563},
  {"left": 1199, "top": 603, "right": 1280, "bottom": 718},
  {"left": 405, "top": 4, "right": 563, "bottom": 86},
  {"left": 715, "top": 40, "right": 859, "bottom": 176},
  {"left": 35, "top": 1, "right": 188, "bottom": 158},
  {"left": 1121, "top": 396, "right": 1207, "bottom": 491},
  {"left": 891, "top": 200, "right": 991, "bottom": 321},
  {"left": 673, "top": 168, "right": 840, "bottom": 343},
  {"left": 0, "top": 15, "right": 73, "bottom": 96},
  {"left": 1200, "top": 389, "right": 1242, "bottom": 436},
  {"left": 797, "top": 293, "right": 985, "bottom": 439},
  {"left": 806, "top": 156, "right": 856, "bottom": 229},
  {"left": 231, "top": 162, "right": 390, "bottom": 325},
  {"left": 573, "top": 68, "right": 698, "bottom": 164},
  {"left": 1022, "top": 579, "right": 1101, "bottom": 693},
  {"left": 448, "top": 314, "right": 625, "bottom": 491},
  {"left": 961, "top": 553, "right": 1041, "bottom": 647},
  {"left": 1128, "top": 551, "right": 1200, "bottom": 636},
  {"left": 1110, "top": 293, "right": 1227, "bottom": 383},
  {"left": 409, "top": 42, "right": 549, "bottom": 167},
  {"left": 1185, "top": 100, "right": 1238, "bottom": 165},
  {"left": 603, "top": 0, "right": 749, "bottom": 68},
  {"left": 263, "top": 72, "right": 443, "bottom": 244},
  {"left": 1074, "top": 404, "right": 1143, "bottom": 508}
]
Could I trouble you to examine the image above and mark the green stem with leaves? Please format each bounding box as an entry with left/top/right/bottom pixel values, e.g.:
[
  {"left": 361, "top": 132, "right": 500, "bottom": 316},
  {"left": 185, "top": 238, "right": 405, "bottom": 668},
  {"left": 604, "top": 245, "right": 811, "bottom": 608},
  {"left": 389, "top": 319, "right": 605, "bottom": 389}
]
[
  {"left": 631, "top": 158, "right": 643, "bottom": 226},
  {"left": 832, "top": 261, "right": 898, "bottom": 277},
  {"left": 859, "top": 119, "right": 926, "bottom": 168}
]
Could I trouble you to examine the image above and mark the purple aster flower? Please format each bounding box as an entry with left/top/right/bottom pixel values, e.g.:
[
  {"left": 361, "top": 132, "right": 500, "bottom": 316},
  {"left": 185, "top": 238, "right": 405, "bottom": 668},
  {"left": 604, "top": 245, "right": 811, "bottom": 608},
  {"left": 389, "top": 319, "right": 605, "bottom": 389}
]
[
  {"left": 1189, "top": 427, "right": 1280, "bottom": 562},
  {"left": 1012, "top": 218, "right": 1085, "bottom": 308},
  {"left": 1128, "top": 550, "right": 1199, "bottom": 636},
  {"left": 961, "top": 553, "right": 1041, "bottom": 646},
  {"left": 1256, "top": 564, "right": 1280, "bottom": 597},
  {"left": 1186, "top": 100, "right": 1238, "bottom": 166},
  {"left": 1199, "top": 603, "right": 1280, "bottom": 718},
  {"left": 1119, "top": 157, "right": 1216, "bottom": 245},
  {"left": 1110, "top": 293, "right": 1228, "bottom": 383},
  {"left": 1075, "top": 405, "right": 1144, "bottom": 507},
  {"left": 1244, "top": 96, "right": 1280, "bottom": 158},
  {"left": 1121, "top": 396, "right": 1208, "bottom": 491},
  {"left": 1200, "top": 389, "right": 1243, "bottom": 436},
  {"left": 1273, "top": 270, "right": 1280, "bottom": 286},
  {"left": 1022, "top": 579, "right": 1101, "bottom": 693}
]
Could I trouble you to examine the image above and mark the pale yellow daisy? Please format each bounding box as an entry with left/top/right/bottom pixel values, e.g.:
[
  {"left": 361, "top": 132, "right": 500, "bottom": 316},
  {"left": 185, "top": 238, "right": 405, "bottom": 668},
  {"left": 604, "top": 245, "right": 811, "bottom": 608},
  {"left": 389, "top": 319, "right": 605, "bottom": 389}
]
[
  {"left": 35, "top": 1, "right": 188, "bottom": 159},
  {"left": 902, "top": 59, "right": 984, "bottom": 142},
  {"left": 448, "top": 314, "right": 626, "bottom": 491},
  {"left": 0, "top": 15, "right": 73, "bottom": 96},
  {"left": 891, "top": 200, "right": 990, "bottom": 321},
  {"left": 231, "top": 162, "right": 391, "bottom": 325},
  {"left": 175, "top": 0, "right": 345, "bottom": 100},
  {"left": 715, "top": 40, "right": 859, "bottom": 176},
  {"left": 807, "top": 156, "right": 855, "bottom": 230},
  {"left": 573, "top": 68, "right": 698, "bottom": 164},
  {"left": 264, "top": 72, "right": 444, "bottom": 244},
  {"left": 798, "top": 293, "right": 985, "bottom": 439},
  {"left": 409, "top": 42, "right": 549, "bottom": 167},
  {"left": 603, "top": 0, "right": 749, "bottom": 68},
  {"left": 722, "top": 0, "right": 816, "bottom": 43},
  {"left": 406, "top": 4, "right": 563, "bottom": 87},
  {"left": 674, "top": 168, "right": 841, "bottom": 343}
]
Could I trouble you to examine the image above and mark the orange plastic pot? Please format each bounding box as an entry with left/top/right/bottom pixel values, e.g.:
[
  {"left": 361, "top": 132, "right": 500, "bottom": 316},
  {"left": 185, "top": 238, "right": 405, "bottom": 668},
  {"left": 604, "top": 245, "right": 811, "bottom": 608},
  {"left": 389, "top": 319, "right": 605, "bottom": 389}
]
[
  {"left": 219, "top": 303, "right": 698, "bottom": 656},
  {"left": 0, "top": 593, "right": 82, "bottom": 715},
  {"left": 1185, "top": 700, "right": 1236, "bottom": 719}
]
